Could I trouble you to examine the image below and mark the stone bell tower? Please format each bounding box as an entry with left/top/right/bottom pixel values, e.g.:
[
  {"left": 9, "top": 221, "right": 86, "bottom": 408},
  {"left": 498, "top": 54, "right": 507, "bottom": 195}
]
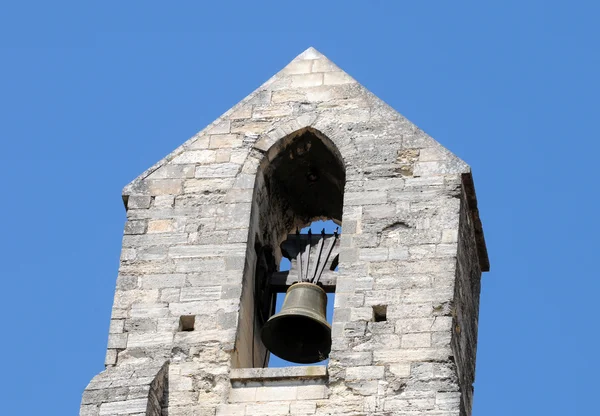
[{"left": 80, "top": 47, "right": 489, "bottom": 416}]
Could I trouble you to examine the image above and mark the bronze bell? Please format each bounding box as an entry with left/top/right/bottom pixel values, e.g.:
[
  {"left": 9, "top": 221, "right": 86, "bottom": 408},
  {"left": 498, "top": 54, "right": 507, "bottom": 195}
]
[{"left": 261, "top": 282, "right": 331, "bottom": 364}]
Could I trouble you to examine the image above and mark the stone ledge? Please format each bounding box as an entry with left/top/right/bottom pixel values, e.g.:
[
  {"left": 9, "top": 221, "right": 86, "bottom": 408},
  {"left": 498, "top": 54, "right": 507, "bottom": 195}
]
[{"left": 230, "top": 366, "right": 327, "bottom": 382}]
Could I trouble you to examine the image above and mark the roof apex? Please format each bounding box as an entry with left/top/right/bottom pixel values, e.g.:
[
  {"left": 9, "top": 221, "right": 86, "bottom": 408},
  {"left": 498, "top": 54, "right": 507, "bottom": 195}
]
[{"left": 293, "top": 46, "right": 327, "bottom": 61}]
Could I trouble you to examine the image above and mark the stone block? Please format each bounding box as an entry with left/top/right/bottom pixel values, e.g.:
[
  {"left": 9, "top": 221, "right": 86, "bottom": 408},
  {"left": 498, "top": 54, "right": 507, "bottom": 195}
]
[
  {"left": 175, "top": 258, "right": 225, "bottom": 273},
  {"left": 436, "top": 243, "right": 457, "bottom": 258},
  {"left": 403, "top": 287, "right": 455, "bottom": 304},
  {"left": 345, "top": 366, "right": 385, "bottom": 380},
  {"left": 216, "top": 404, "right": 246, "bottom": 416},
  {"left": 246, "top": 402, "right": 290, "bottom": 416},
  {"left": 104, "top": 349, "right": 117, "bottom": 366},
  {"left": 195, "top": 163, "right": 240, "bottom": 178},
  {"left": 252, "top": 104, "right": 293, "bottom": 119},
  {"left": 80, "top": 404, "right": 100, "bottom": 416},
  {"left": 358, "top": 247, "right": 388, "bottom": 262},
  {"left": 124, "top": 318, "right": 158, "bottom": 333},
  {"left": 180, "top": 286, "right": 222, "bottom": 301},
  {"left": 362, "top": 204, "right": 396, "bottom": 219},
  {"left": 184, "top": 177, "right": 235, "bottom": 193},
  {"left": 169, "top": 243, "right": 246, "bottom": 259},
  {"left": 311, "top": 58, "right": 338, "bottom": 72},
  {"left": 229, "top": 105, "right": 253, "bottom": 120},
  {"left": 187, "top": 135, "right": 209, "bottom": 149},
  {"left": 345, "top": 380, "right": 379, "bottom": 395},
  {"left": 324, "top": 72, "right": 354, "bottom": 85},
  {"left": 109, "top": 319, "right": 124, "bottom": 334},
  {"left": 136, "top": 246, "right": 168, "bottom": 261},
  {"left": 147, "top": 219, "right": 174, "bottom": 233},
  {"left": 147, "top": 179, "right": 183, "bottom": 195},
  {"left": 255, "top": 385, "right": 297, "bottom": 401},
  {"left": 124, "top": 220, "right": 147, "bottom": 235},
  {"left": 216, "top": 148, "right": 231, "bottom": 163},
  {"left": 116, "top": 275, "right": 138, "bottom": 291},
  {"left": 127, "top": 333, "right": 173, "bottom": 348},
  {"left": 388, "top": 246, "right": 409, "bottom": 260},
  {"left": 432, "top": 331, "right": 452, "bottom": 347},
  {"left": 150, "top": 164, "right": 195, "bottom": 179},
  {"left": 344, "top": 321, "right": 367, "bottom": 337},
  {"left": 290, "top": 402, "right": 317, "bottom": 414},
  {"left": 230, "top": 366, "right": 327, "bottom": 381},
  {"left": 127, "top": 195, "right": 152, "bottom": 209},
  {"left": 401, "top": 332, "right": 432, "bottom": 348},
  {"left": 206, "top": 120, "right": 231, "bottom": 135},
  {"left": 397, "top": 317, "right": 453, "bottom": 334},
  {"left": 291, "top": 73, "right": 323, "bottom": 88},
  {"left": 333, "top": 351, "right": 373, "bottom": 366},
  {"left": 283, "top": 59, "right": 313, "bottom": 74},
  {"left": 441, "top": 229, "right": 459, "bottom": 243},
  {"left": 350, "top": 307, "right": 374, "bottom": 321},
  {"left": 140, "top": 274, "right": 186, "bottom": 289},
  {"left": 389, "top": 363, "right": 411, "bottom": 377},
  {"left": 436, "top": 392, "right": 461, "bottom": 409},
  {"left": 98, "top": 399, "right": 147, "bottom": 415},
  {"left": 120, "top": 248, "right": 137, "bottom": 261},
  {"left": 169, "top": 375, "right": 193, "bottom": 391},
  {"left": 129, "top": 306, "right": 168, "bottom": 319},
  {"left": 209, "top": 134, "right": 243, "bottom": 149},
  {"left": 344, "top": 191, "right": 387, "bottom": 206},
  {"left": 107, "top": 333, "right": 127, "bottom": 349},
  {"left": 296, "top": 384, "right": 326, "bottom": 400},
  {"left": 230, "top": 120, "right": 271, "bottom": 135},
  {"left": 383, "top": 397, "right": 435, "bottom": 412},
  {"left": 168, "top": 391, "right": 199, "bottom": 407},
  {"left": 373, "top": 347, "right": 453, "bottom": 363},
  {"left": 233, "top": 174, "right": 254, "bottom": 189},
  {"left": 224, "top": 189, "right": 253, "bottom": 203}
]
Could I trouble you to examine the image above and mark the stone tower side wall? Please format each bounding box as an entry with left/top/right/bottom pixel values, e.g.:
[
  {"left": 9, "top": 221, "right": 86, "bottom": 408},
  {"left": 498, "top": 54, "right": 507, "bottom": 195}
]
[{"left": 452, "top": 179, "right": 484, "bottom": 416}]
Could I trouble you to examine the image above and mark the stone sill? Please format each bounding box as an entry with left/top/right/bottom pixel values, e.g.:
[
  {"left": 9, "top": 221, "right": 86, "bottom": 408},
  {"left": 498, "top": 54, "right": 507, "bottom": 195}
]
[{"left": 230, "top": 366, "right": 327, "bottom": 382}]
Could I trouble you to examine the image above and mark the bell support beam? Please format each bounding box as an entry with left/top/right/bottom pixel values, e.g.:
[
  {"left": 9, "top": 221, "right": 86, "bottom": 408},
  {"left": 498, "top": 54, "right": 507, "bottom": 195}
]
[{"left": 269, "top": 271, "right": 337, "bottom": 293}]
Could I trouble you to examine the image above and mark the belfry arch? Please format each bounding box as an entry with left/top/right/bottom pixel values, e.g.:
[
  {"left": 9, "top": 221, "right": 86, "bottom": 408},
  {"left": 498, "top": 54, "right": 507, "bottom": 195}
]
[{"left": 233, "top": 127, "right": 346, "bottom": 368}]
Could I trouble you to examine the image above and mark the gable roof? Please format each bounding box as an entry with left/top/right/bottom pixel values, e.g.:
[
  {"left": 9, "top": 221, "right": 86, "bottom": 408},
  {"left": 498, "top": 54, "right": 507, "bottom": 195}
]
[
  {"left": 122, "top": 47, "right": 488, "bottom": 271},
  {"left": 124, "top": 47, "right": 469, "bottom": 194}
]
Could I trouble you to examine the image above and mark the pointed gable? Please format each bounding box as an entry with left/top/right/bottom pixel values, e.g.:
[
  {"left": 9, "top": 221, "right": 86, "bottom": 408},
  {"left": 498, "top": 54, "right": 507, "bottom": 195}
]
[
  {"left": 124, "top": 47, "right": 469, "bottom": 194},
  {"left": 122, "top": 47, "right": 487, "bottom": 270}
]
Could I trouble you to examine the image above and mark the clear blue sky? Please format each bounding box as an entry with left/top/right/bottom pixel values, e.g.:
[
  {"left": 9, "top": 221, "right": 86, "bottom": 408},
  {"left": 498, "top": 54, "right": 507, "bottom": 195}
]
[{"left": 1, "top": 1, "right": 598, "bottom": 415}]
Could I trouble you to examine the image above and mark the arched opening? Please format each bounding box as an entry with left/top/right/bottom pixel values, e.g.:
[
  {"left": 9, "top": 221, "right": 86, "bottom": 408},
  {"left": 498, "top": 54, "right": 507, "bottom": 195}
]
[
  {"left": 257, "top": 127, "right": 345, "bottom": 252},
  {"left": 269, "top": 219, "right": 341, "bottom": 368},
  {"left": 233, "top": 128, "right": 346, "bottom": 368}
]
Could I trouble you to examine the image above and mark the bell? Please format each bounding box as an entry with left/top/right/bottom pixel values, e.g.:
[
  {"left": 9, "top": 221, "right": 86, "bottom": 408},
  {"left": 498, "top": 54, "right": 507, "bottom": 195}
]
[{"left": 261, "top": 282, "right": 331, "bottom": 364}]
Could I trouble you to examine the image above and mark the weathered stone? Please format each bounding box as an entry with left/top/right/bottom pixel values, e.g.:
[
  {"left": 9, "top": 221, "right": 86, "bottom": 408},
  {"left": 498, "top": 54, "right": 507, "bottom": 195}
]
[
  {"left": 82, "top": 47, "right": 488, "bottom": 416},
  {"left": 124, "top": 220, "right": 147, "bottom": 235},
  {"left": 195, "top": 163, "right": 240, "bottom": 178},
  {"left": 127, "top": 195, "right": 152, "bottom": 209}
]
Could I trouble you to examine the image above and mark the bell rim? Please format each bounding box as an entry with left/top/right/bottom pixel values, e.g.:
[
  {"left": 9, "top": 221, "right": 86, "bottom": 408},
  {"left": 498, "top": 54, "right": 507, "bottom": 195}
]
[
  {"left": 261, "top": 282, "right": 332, "bottom": 363},
  {"left": 261, "top": 314, "right": 332, "bottom": 364},
  {"left": 263, "top": 307, "right": 332, "bottom": 330}
]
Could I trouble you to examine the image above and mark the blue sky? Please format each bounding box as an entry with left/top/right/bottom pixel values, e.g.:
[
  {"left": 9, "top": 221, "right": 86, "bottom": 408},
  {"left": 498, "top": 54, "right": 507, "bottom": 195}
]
[{"left": 1, "top": 1, "right": 598, "bottom": 415}]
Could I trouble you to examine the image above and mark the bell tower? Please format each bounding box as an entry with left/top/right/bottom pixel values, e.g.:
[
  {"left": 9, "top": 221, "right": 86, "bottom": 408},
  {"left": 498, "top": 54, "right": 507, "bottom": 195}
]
[{"left": 80, "top": 47, "right": 489, "bottom": 416}]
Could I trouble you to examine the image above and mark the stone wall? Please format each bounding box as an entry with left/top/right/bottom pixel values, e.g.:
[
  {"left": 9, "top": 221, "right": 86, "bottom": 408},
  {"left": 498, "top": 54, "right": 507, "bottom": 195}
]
[
  {"left": 81, "top": 361, "right": 168, "bottom": 416},
  {"left": 80, "top": 47, "right": 488, "bottom": 416},
  {"left": 451, "top": 176, "right": 486, "bottom": 416}
]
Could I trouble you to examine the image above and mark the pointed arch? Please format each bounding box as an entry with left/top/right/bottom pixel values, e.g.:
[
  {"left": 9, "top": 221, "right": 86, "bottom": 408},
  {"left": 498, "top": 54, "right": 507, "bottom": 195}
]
[{"left": 232, "top": 127, "right": 346, "bottom": 368}]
